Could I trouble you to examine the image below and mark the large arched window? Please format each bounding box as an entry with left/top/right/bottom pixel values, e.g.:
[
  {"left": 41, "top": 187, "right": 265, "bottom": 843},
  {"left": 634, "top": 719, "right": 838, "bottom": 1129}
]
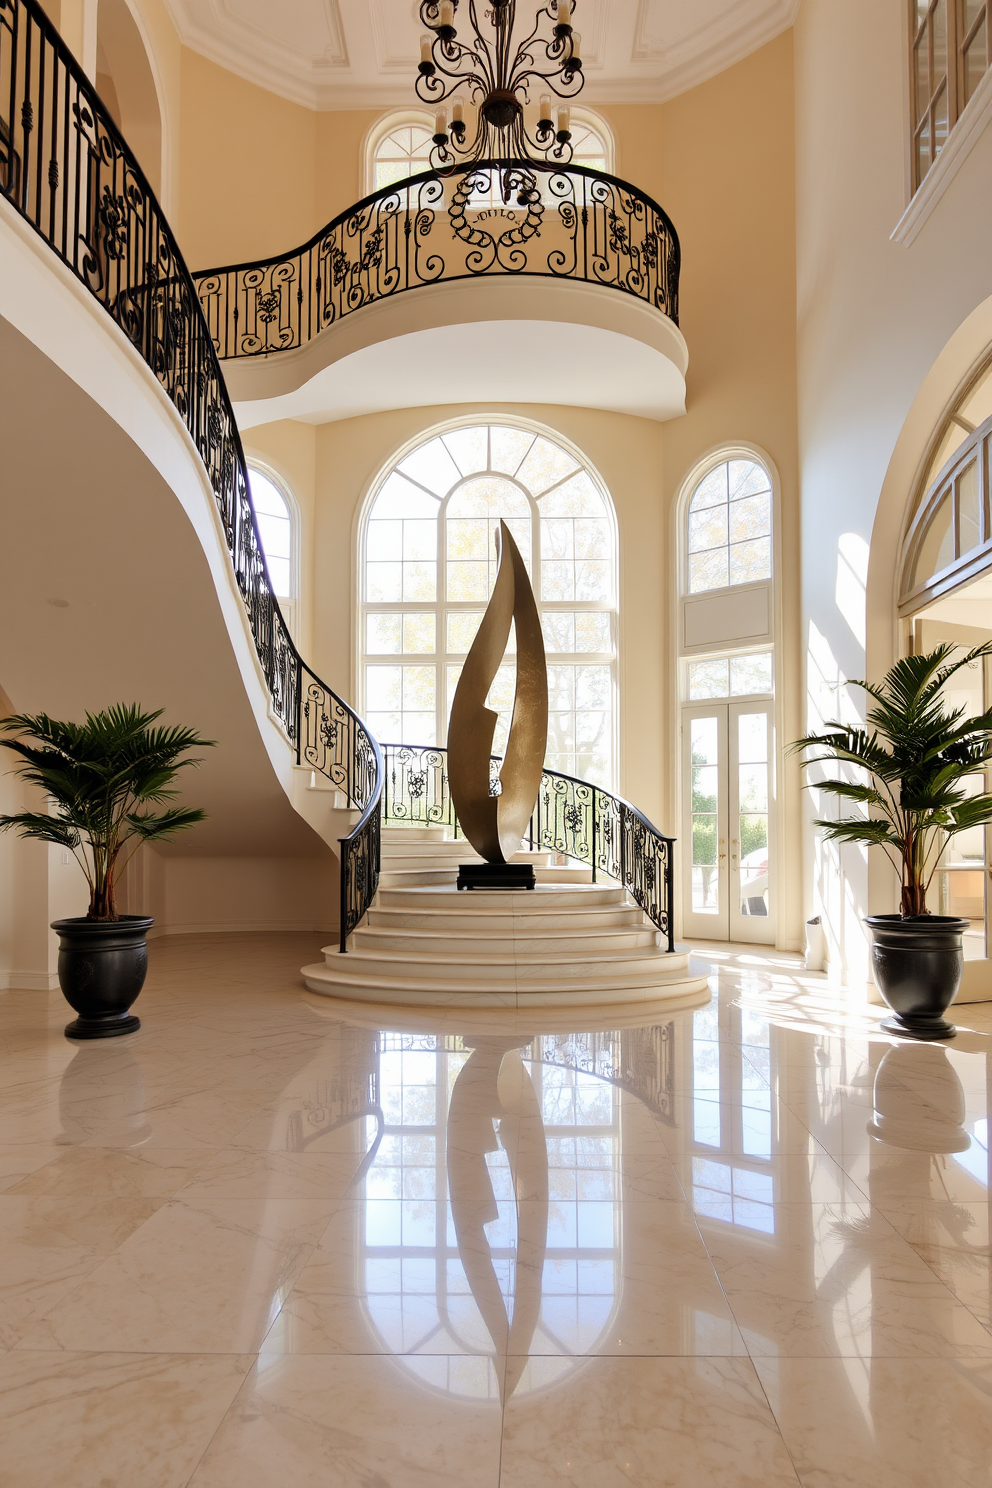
[{"left": 360, "top": 422, "right": 617, "bottom": 785}]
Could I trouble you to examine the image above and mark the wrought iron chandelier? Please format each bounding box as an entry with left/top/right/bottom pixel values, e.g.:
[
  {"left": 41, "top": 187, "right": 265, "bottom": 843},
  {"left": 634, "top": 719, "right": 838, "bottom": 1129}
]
[{"left": 415, "top": 0, "right": 585, "bottom": 195}]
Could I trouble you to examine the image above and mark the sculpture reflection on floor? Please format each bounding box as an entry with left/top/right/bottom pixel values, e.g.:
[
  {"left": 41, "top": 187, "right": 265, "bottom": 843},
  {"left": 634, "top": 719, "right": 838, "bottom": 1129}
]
[
  {"left": 447, "top": 1039, "right": 549, "bottom": 1402},
  {"left": 447, "top": 520, "right": 548, "bottom": 887}
]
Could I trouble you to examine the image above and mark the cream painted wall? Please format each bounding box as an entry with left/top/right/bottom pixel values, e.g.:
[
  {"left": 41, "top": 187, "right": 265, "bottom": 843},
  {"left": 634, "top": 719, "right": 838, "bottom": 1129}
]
[
  {"left": 177, "top": 49, "right": 318, "bottom": 268},
  {"left": 795, "top": 0, "right": 992, "bottom": 988}
]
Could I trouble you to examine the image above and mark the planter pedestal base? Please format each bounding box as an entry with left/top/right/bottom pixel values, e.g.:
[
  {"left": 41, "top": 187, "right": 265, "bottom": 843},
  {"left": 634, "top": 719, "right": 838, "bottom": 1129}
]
[
  {"left": 65, "top": 1013, "right": 141, "bottom": 1041},
  {"left": 880, "top": 1013, "right": 956, "bottom": 1041}
]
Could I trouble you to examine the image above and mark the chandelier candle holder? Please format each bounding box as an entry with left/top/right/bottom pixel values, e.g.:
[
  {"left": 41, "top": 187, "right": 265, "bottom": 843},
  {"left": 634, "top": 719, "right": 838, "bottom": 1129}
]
[{"left": 416, "top": 0, "right": 584, "bottom": 201}]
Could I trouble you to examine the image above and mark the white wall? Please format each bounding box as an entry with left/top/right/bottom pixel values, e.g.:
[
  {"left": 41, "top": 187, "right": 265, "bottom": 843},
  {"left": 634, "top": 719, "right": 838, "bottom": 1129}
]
[{"left": 795, "top": 0, "right": 992, "bottom": 987}]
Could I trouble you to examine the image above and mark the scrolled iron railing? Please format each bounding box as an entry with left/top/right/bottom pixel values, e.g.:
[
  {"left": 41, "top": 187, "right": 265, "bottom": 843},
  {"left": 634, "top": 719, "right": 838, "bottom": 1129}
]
[
  {"left": 0, "top": 0, "right": 382, "bottom": 941},
  {"left": 191, "top": 160, "right": 680, "bottom": 361},
  {"left": 381, "top": 742, "right": 675, "bottom": 953}
]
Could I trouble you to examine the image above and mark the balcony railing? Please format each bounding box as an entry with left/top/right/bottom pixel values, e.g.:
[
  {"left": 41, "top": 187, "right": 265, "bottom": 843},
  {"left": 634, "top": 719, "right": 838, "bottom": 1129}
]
[{"left": 192, "top": 160, "right": 680, "bottom": 361}]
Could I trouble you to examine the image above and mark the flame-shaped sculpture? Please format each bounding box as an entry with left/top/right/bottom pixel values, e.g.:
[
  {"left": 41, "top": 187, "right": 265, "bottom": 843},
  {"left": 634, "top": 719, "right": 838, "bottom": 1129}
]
[{"left": 448, "top": 520, "right": 548, "bottom": 864}]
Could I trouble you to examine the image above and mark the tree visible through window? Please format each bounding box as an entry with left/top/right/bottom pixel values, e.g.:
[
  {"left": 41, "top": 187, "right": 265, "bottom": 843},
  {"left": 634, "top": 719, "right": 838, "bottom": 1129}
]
[
  {"left": 361, "top": 423, "right": 617, "bottom": 785},
  {"left": 687, "top": 459, "right": 772, "bottom": 594}
]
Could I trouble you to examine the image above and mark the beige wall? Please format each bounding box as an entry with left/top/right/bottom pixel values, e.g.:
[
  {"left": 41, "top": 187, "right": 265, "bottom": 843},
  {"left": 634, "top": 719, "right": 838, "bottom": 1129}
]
[{"left": 796, "top": 0, "right": 992, "bottom": 987}]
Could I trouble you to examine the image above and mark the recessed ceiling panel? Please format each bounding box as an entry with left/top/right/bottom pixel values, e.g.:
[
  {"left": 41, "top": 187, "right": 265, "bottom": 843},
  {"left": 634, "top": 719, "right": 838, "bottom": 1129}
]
[{"left": 165, "top": 0, "right": 799, "bottom": 109}]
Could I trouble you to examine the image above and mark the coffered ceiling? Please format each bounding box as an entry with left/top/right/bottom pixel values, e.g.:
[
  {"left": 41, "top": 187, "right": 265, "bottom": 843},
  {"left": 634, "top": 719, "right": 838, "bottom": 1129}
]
[{"left": 162, "top": 0, "right": 801, "bottom": 110}]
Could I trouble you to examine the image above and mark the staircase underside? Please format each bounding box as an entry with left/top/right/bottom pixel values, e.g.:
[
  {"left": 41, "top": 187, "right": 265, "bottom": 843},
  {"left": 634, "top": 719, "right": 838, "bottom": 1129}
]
[{"left": 303, "top": 828, "right": 710, "bottom": 1011}]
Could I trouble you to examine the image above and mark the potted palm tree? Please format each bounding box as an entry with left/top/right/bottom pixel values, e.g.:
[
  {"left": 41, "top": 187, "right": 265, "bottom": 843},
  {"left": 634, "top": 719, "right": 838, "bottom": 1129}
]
[
  {"left": 0, "top": 704, "right": 213, "bottom": 1039},
  {"left": 793, "top": 643, "right": 992, "bottom": 1040}
]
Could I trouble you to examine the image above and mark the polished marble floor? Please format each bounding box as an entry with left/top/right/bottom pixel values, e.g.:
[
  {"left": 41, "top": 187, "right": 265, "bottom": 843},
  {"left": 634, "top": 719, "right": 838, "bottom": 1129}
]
[{"left": 3, "top": 933, "right": 992, "bottom": 1486}]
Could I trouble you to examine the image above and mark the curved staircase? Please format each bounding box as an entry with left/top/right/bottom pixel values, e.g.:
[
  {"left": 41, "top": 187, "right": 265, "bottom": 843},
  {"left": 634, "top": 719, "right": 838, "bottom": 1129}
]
[{"left": 302, "top": 827, "right": 709, "bottom": 1009}]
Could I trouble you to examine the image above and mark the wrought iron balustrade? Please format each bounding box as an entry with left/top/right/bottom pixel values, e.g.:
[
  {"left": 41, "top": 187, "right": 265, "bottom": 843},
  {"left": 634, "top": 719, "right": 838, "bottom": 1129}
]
[
  {"left": 0, "top": 0, "right": 383, "bottom": 940},
  {"left": 381, "top": 742, "right": 675, "bottom": 952},
  {"left": 192, "top": 160, "right": 680, "bottom": 361}
]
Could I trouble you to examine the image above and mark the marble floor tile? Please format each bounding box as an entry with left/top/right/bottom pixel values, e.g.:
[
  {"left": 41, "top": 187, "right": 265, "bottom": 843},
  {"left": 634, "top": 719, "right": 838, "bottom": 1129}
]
[
  {"left": 0, "top": 1145, "right": 64, "bottom": 1193},
  {"left": 699, "top": 1200, "right": 992, "bottom": 1357},
  {"left": 6, "top": 1147, "right": 214, "bottom": 1198},
  {"left": 0, "top": 1350, "right": 253, "bottom": 1488},
  {"left": 173, "top": 1148, "right": 363, "bottom": 1200},
  {"left": 186, "top": 1352, "right": 504, "bottom": 1487},
  {"left": 0, "top": 1195, "right": 162, "bottom": 1348},
  {"left": 499, "top": 1356, "right": 801, "bottom": 1486},
  {"left": 753, "top": 1356, "right": 992, "bottom": 1488},
  {"left": 18, "top": 1194, "right": 339, "bottom": 1353}
]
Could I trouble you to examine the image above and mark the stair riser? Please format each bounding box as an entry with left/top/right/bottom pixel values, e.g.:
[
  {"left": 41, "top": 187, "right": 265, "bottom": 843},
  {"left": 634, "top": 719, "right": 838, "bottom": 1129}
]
[
  {"left": 367, "top": 909, "right": 645, "bottom": 933},
  {"left": 375, "top": 886, "right": 627, "bottom": 909},
  {"left": 323, "top": 953, "right": 691, "bottom": 985},
  {"left": 303, "top": 968, "right": 705, "bottom": 1002},
  {"left": 381, "top": 854, "right": 554, "bottom": 872},
  {"left": 353, "top": 930, "right": 660, "bottom": 956}
]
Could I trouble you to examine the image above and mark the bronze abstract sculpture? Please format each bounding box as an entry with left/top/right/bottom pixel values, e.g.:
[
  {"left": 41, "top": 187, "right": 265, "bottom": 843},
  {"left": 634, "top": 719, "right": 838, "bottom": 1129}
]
[{"left": 448, "top": 520, "right": 548, "bottom": 885}]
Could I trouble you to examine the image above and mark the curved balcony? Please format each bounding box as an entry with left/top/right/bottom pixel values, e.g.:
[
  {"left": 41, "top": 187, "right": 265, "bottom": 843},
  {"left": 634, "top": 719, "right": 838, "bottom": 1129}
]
[{"left": 192, "top": 163, "right": 687, "bottom": 425}]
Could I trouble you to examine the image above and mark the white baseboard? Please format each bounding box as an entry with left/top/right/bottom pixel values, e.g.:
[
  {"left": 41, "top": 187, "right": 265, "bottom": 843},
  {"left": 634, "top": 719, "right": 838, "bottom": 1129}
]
[{"left": 0, "top": 971, "right": 60, "bottom": 991}]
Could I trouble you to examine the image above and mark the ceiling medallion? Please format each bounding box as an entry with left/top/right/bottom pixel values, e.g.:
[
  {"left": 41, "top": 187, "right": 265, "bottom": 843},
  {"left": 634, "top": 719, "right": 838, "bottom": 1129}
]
[{"left": 415, "top": 0, "right": 584, "bottom": 203}]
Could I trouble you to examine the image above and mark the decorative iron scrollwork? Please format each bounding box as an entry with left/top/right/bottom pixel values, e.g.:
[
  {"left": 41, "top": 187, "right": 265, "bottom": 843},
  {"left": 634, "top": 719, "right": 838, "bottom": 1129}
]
[{"left": 192, "top": 160, "right": 679, "bottom": 360}]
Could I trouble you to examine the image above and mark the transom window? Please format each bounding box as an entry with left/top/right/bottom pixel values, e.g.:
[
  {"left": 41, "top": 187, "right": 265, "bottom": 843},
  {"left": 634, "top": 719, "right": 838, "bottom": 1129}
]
[
  {"left": 687, "top": 459, "right": 772, "bottom": 594},
  {"left": 911, "top": 1, "right": 991, "bottom": 191},
  {"left": 361, "top": 422, "right": 617, "bottom": 784}
]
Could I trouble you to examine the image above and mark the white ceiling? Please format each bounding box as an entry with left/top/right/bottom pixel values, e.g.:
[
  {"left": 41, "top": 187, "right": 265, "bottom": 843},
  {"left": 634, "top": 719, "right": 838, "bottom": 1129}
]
[{"left": 163, "top": 0, "right": 801, "bottom": 111}]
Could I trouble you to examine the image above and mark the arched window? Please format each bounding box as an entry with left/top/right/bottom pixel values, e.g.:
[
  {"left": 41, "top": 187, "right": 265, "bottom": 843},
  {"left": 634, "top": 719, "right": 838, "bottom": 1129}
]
[
  {"left": 686, "top": 458, "right": 772, "bottom": 594},
  {"left": 677, "top": 449, "right": 777, "bottom": 947},
  {"left": 360, "top": 422, "right": 617, "bottom": 785},
  {"left": 367, "top": 112, "right": 435, "bottom": 193},
  {"left": 248, "top": 465, "right": 295, "bottom": 602},
  {"left": 365, "top": 107, "right": 614, "bottom": 199}
]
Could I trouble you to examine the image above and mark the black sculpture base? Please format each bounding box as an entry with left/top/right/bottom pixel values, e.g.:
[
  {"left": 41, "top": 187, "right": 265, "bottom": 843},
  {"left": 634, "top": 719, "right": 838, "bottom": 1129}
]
[{"left": 456, "top": 863, "right": 536, "bottom": 891}]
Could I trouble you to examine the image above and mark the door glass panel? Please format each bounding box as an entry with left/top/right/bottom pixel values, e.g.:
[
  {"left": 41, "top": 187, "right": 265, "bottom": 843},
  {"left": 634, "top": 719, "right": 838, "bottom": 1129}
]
[
  {"left": 737, "top": 713, "right": 769, "bottom": 919},
  {"left": 690, "top": 717, "right": 720, "bottom": 915},
  {"left": 933, "top": 647, "right": 987, "bottom": 958}
]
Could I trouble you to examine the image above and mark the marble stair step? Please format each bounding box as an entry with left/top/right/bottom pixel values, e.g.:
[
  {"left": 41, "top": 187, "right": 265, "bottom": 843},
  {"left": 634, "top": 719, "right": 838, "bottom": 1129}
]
[
  {"left": 379, "top": 850, "right": 554, "bottom": 872},
  {"left": 301, "top": 958, "right": 707, "bottom": 1005},
  {"left": 378, "top": 864, "right": 594, "bottom": 888},
  {"left": 366, "top": 904, "right": 646, "bottom": 932},
  {"left": 320, "top": 946, "right": 686, "bottom": 986},
  {"left": 375, "top": 883, "right": 626, "bottom": 910},
  {"left": 353, "top": 930, "right": 660, "bottom": 955}
]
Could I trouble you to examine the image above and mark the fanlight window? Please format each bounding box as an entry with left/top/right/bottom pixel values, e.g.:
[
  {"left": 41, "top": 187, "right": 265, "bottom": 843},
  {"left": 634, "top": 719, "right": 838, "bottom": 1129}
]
[
  {"left": 248, "top": 467, "right": 292, "bottom": 598},
  {"left": 903, "top": 411, "right": 992, "bottom": 606},
  {"left": 687, "top": 459, "right": 772, "bottom": 594},
  {"left": 371, "top": 120, "right": 434, "bottom": 191},
  {"left": 368, "top": 111, "right": 613, "bottom": 207},
  {"left": 361, "top": 423, "right": 617, "bottom": 785}
]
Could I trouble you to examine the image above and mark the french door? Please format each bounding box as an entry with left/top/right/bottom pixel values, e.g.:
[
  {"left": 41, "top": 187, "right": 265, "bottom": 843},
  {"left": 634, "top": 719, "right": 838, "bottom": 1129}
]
[{"left": 681, "top": 701, "right": 775, "bottom": 944}]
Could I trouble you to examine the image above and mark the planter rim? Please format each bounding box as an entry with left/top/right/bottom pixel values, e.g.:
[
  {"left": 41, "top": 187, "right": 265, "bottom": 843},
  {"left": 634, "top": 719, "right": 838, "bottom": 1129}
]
[
  {"left": 865, "top": 914, "right": 970, "bottom": 932},
  {"left": 51, "top": 915, "right": 154, "bottom": 932}
]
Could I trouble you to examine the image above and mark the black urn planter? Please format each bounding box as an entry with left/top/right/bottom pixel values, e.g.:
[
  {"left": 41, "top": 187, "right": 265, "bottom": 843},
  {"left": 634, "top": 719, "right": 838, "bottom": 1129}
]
[
  {"left": 865, "top": 914, "right": 970, "bottom": 1041},
  {"left": 51, "top": 916, "right": 153, "bottom": 1040}
]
